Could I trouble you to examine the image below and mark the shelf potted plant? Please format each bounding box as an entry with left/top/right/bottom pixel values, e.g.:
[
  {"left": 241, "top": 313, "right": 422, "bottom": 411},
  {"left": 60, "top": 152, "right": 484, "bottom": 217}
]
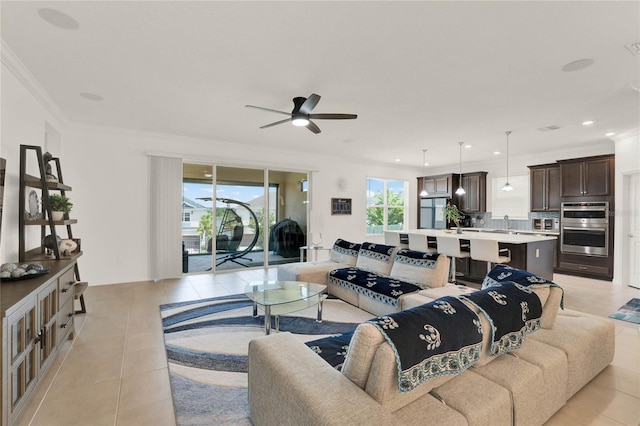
[
  {"left": 443, "top": 202, "right": 464, "bottom": 233},
  {"left": 48, "top": 194, "right": 73, "bottom": 220}
]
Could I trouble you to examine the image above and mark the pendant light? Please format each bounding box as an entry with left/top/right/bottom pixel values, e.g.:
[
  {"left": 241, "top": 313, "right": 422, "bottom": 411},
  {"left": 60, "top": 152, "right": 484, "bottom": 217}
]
[
  {"left": 502, "top": 131, "right": 513, "bottom": 192},
  {"left": 455, "top": 141, "right": 466, "bottom": 195},
  {"left": 419, "top": 149, "right": 428, "bottom": 197}
]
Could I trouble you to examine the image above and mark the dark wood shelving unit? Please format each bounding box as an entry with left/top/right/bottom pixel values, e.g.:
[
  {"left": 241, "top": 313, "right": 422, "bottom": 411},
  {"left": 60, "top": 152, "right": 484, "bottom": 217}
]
[{"left": 18, "top": 144, "right": 88, "bottom": 313}]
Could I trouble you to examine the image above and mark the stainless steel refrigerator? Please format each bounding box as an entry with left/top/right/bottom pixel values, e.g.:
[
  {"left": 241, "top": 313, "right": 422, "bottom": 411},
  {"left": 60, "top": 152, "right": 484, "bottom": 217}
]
[{"left": 420, "top": 198, "right": 449, "bottom": 229}]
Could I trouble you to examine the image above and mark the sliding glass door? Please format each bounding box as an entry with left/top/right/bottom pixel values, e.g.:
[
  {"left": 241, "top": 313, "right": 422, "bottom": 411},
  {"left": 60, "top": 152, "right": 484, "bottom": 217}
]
[{"left": 181, "top": 162, "right": 308, "bottom": 273}]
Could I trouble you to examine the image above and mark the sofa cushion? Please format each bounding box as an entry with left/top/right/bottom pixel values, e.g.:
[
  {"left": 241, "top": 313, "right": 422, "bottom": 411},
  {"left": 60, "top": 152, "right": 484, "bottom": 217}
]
[
  {"left": 482, "top": 264, "right": 564, "bottom": 329},
  {"left": 329, "top": 238, "right": 361, "bottom": 266},
  {"left": 277, "top": 260, "right": 351, "bottom": 285},
  {"left": 328, "top": 267, "right": 421, "bottom": 307},
  {"left": 367, "top": 296, "right": 482, "bottom": 392},
  {"left": 389, "top": 250, "right": 449, "bottom": 289},
  {"left": 461, "top": 281, "right": 542, "bottom": 357},
  {"left": 355, "top": 242, "right": 398, "bottom": 276},
  {"left": 342, "top": 323, "right": 386, "bottom": 389}
]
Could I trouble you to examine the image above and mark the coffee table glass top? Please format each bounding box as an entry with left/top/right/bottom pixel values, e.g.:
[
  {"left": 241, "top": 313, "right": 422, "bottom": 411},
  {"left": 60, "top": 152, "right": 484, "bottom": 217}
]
[{"left": 244, "top": 280, "right": 326, "bottom": 307}]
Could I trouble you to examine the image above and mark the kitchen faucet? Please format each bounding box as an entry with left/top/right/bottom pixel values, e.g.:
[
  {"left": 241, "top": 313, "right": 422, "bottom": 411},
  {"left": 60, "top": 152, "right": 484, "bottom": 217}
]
[{"left": 504, "top": 215, "right": 510, "bottom": 229}]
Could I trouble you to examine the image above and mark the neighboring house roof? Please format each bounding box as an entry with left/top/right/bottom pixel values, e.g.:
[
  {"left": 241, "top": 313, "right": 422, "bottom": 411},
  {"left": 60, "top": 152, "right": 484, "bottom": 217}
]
[{"left": 183, "top": 197, "right": 208, "bottom": 210}]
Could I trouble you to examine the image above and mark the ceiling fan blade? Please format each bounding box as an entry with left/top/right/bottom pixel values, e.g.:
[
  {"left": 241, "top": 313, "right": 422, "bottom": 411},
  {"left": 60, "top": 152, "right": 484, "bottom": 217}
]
[
  {"left": 306, "top": 120, "right": 321, "bottom": 134},
  {"left": 308, "top": 113, "right": 357, "bottom": 120},
  {"left": 259, "top": 118, "right": 291, "bottom": 129},
  {"left": 299, "top": 94, "right": 321, "bottom": 114},
  {"left": 245, "top": 105, "right": 291, "bottom": 116}
]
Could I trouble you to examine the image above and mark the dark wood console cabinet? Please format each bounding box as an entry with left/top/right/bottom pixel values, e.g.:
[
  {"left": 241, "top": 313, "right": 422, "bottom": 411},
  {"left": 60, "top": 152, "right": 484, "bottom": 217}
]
[{"left": 1, "top": 260, "right": 78, "bottom": 425}]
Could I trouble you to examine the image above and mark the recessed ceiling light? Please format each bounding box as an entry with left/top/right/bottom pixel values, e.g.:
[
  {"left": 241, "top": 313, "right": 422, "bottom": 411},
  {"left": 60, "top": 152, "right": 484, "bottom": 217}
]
[
  {"left": 464, "top": 144, "right": 472, "bottom": 149},
  {"left": 38, "top": 8, "right": 79, "bottom": 30},
  {"left": 204, "top": 173, "right": 213, "bottom": 178},
  {"left": 582, "top": 120, "right": 595, "bottom": 126},
  {"left": 423, "top": 162, "right": 430, "bottom": 166},
  {"left": 605, "top": 132, "right": 615, "bottom": 137},
  {"left": 80, "top": 92, "right": 103, "bottom": 101},
  {"left": 493, "top": 151, "right": 501, "bottom": 155},
  {"left": 395, "top": 158, "right": 401, "bottom": 162},
  {"left": 561, "top": 59, "right": 594, "bottom": 72}
]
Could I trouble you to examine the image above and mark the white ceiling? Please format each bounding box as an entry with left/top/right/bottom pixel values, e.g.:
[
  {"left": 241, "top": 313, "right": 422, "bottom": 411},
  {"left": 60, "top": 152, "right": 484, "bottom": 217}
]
[{"left": 1, "top": 1, "right": 639, "bottom": 169}]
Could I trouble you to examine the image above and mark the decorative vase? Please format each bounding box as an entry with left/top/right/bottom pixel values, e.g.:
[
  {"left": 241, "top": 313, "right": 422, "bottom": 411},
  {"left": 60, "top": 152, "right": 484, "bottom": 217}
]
[
  {"left": 51, "top": 211, "right": 64, "bottom": 221},
  {"left": 456, "top": 227, "right": 463, "bottom": 234}
]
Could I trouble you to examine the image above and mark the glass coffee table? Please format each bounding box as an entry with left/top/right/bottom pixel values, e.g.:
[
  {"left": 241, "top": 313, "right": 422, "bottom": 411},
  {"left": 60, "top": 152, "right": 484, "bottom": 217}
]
[{"left": 245, "top": 280, "right": 327, "bottom": 335}]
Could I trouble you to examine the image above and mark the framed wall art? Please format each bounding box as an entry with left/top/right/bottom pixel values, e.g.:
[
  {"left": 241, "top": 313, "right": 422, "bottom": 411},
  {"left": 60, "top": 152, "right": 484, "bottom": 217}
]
[{"left": 331, "top": 198, "right": 352, "bottom": 215}]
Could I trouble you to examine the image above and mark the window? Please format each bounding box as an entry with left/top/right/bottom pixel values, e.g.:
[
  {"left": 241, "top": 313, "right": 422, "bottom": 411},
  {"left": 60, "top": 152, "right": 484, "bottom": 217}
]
[
  {"left": 182, "top": 211, "right": 191, "bottom": 222},
  {"left": 491, "top": 175, "right": 529, "bottom": 220},
  {"left": 366, "top": 178, "right": 407, "bottom": 235}
]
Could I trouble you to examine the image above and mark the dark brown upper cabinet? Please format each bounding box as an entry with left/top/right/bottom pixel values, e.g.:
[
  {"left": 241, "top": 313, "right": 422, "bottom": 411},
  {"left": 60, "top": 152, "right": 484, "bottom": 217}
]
[
  {"left": 417, "top": 173, "right": 460, "bottom": 198},
  {"left": 558, "top": 155, "right": 613, "bottom": 198},
  {"left": 528, "top": 163, "right": 560, "bottom": 211},
  {"left": 456, "top": 172, "right": 487, "bottom": 213}
]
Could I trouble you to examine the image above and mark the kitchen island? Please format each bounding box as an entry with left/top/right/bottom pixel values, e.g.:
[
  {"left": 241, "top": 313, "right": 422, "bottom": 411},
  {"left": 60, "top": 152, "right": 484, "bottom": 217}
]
[{"left": 399, "top": 229, "right": 557, "bottom": 282}]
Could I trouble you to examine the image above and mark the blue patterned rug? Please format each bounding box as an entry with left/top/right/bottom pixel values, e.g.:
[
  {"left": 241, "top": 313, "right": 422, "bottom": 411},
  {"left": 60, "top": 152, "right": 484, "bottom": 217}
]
[
  {"left": 160, "top": 294, "right": 371, "bottom": 425},
  {"left": 608, "top": 298, "right": 640, "bottom": 324}
]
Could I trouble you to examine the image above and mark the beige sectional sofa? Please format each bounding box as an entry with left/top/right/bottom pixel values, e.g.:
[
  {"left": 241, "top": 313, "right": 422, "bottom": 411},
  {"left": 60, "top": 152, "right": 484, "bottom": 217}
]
[
  {"left": 249, "top": 241, "right": 615, "bottom": 426},
  {"left": 277, "top": 239, "right": 451, "bottom": 316}
]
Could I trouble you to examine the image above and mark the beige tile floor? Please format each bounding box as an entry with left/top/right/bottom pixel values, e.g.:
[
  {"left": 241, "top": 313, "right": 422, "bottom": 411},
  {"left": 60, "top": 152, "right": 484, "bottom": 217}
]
[{"left": 15, "top": 269, "right": 640, "bottom": 426}]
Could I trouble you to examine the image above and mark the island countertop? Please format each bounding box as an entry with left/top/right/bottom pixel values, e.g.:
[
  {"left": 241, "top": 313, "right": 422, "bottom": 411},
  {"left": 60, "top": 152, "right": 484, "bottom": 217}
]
[{"left": 403, "top": 229, "right": 557, "bottom": 244}]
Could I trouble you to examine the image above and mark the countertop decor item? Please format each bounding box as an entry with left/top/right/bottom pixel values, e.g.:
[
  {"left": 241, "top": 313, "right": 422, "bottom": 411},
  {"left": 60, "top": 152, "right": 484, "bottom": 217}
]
[{"left": 443, "top": 202, "right": 464, "bottom": 231}]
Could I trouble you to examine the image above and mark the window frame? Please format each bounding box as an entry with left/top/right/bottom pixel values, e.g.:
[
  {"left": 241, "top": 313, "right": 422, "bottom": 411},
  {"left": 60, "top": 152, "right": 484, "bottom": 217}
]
[{"left": 365, "top": 177, "right": 408, "bottom": 235}]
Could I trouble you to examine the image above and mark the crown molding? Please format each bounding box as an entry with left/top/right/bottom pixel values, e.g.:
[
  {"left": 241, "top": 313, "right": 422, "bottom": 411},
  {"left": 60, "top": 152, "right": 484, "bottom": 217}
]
[
  {"left": 1, "top": 39, "right": 69, "bottom": 128},
  {"left": 612, "top": 128, "right": 639, "bottom": 143}
]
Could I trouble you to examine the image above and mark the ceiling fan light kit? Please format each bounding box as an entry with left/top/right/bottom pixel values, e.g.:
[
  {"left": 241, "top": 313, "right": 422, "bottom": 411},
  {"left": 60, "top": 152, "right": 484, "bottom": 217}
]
[{"left": 246, "top": 93, "right": 357, "bottom": 134}]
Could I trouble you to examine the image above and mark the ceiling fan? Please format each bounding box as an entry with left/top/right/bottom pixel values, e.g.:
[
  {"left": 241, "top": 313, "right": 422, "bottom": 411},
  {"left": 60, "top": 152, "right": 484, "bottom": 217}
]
[{"left": 245, "top": 93, "right": 357, "bottom": 134}]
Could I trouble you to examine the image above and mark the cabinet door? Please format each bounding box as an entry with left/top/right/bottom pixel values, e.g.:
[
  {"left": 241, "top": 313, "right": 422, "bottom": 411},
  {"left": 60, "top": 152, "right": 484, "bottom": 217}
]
[
  {"left": 7, "top": 297, "right": 38, "bottom": 418},
  {"left": 458, "top": 175, "right": 475, "bottom": 212},
  {"left": 561, "top": 162, "right": 584, "bottom": 196},
  {"left": 434, "top": 177, "right": 450, "bottom": 195},
  {"left": 530, "top": 168, "right": 547, "bottom": 211},
  {"left": 424, "top": 178, "right": 436, "bottom": 195},
  {"left": 583, "top": 159, "right": 610, "bottom": 196},
  {"left": 38, "top": 281, "right": 58, "bottom": 373},
  {"left": 546, "top": 166, "right": 561, "bottom": 210}
]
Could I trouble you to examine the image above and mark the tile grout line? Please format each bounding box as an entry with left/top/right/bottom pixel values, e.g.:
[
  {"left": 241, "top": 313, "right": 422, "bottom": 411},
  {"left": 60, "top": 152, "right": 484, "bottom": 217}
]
[
  {"left": 113, "top": 298, "right": 135, "bottom": 426},
  {"left": 26, "top": 311, "right": 87, "bottom": 426}
]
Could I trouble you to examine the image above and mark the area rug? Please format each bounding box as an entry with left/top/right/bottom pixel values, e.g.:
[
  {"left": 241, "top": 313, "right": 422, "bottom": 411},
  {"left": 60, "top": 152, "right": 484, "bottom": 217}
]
[
  {"left": 160, "top": 294, "right": 373, "bottom": 425},
  {"left": 608, "top": 298, "right": 640, "bottom": 324}
]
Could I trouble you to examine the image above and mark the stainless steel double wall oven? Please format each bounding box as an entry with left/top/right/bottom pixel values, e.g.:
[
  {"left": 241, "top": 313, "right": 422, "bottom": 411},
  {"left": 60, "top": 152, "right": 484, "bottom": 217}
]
[{"left": 560, "top": 202, "right": 609, "bottom": 256}]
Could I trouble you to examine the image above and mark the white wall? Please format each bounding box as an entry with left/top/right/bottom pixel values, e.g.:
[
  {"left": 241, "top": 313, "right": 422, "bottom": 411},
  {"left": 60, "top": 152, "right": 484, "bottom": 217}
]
[
  {"left": 26, "top": 125, "right": 419, "bottom": 285},
  {"left": 613, "top": 133, "right": 640, "bottom": 286},
  {"left": 0, "top": 60, "right": 66, "bottom": 263},
  {"left": 3, "top": 49, "right": 633, "bottom": 287}
]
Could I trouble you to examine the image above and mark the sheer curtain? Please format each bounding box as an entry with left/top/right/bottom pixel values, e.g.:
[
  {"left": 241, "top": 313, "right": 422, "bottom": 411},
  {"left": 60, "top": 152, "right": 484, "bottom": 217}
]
[{"left": 149, "top": 155, "right": 182, "bottom": 280}]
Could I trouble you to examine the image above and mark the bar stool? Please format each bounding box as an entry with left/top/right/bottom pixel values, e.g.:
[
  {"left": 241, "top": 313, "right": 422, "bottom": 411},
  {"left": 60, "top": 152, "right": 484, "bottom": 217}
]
[
  {"left": 384, "top": 231, "right": 401, "bottom": 246},
  {"left": 407, "top": 233, "right": 436, "bottom": 253},
  {"left": 470, "top": 239, "right": 511, "bottom": 273},
  {"left": 436, "top": 236, "right": 470, "bottom": 283}
]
